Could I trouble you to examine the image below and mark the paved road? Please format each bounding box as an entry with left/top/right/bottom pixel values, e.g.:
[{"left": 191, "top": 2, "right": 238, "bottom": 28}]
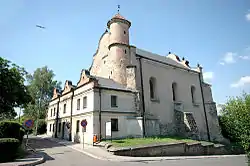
[{"left": 28, "top": 137, "right": 248, "bottom": 166}]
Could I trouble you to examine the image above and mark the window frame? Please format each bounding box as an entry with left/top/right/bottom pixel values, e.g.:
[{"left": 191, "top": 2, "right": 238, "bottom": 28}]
[
  {"left": 111, "top": 95, "right": 118, "bottom": 108},
  {"left": 111, "top": 118, "right": 118, "bottom": 131},
  {"left": 76, "top": 120, "right": 80, "bottom": 132},
  {"left": 63, "top": 103, "right": 66, "bottom": 113},
  {"left": 77, "top": 99, "right": 80, "bottom": 110},
  {"left": 83, "top": 96, "right": 87, "bottom": 108}
]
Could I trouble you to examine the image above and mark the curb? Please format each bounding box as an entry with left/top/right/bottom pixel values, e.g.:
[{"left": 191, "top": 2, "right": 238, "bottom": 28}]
[
  {"left": 43, "top": 137, "right": 246, "bottom": 162},
  {"left": 18, "top": 145, "right": 46, "bottom": 166}
]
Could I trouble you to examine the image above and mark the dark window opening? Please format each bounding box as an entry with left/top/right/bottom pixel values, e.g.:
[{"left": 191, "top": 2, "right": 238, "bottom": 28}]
[
  {"left": 49, "top": 124, "right": 52, "bottom": 131},
  {"left": 191, "top": 86, "right": 196, "bottom": 103},
  {"left": 149, "top": 77, "right": 156, "bottom": 99},
  {"left": 111, "top": 95, "right": 117, "bottom": 107},
  {"left": 63, "top": 104, "right": 66, "bottom": 113},
  {"left": 50, "top": 109, "right": 52, "bottom": 117},
  {"left": 83, "top": 96, "right": 87, "bottom": 108},
  {"left": 124, "top": 49, "right": 127, "bottom": 54},
  {"left": 77, "top": 99, "right": 80, "bottom": 110},
  {"left": 53, "top": 108, "right": 56, "bottom": 116},
  {"left": 58, "top": 123, "right": 61, "bottom": 133},
  {"left": 76, "top": 120, "right": 80, "bottom": 132},
  {"left": 53, "top": 124, "right": 55, "bottom": 132},
  {"left": 124, "top": 30, "right": 126, "bottom": 34},
  {"left": 172, "top": 82, "right": 177, "bottom": 101},
  {"left": 111, "top": 118, "right": 118, "bottom": 131}
]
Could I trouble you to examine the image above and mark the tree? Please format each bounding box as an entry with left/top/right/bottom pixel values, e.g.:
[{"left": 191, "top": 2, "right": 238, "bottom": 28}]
[
  {"left": 0, "top": 57, "right": 31, "bottom": 120},
  {"left": 23, "top": 66, "right": 61, "bottom": 120},
  {"left": 219, "top": 92, "right": 250, "bottom": 158}
]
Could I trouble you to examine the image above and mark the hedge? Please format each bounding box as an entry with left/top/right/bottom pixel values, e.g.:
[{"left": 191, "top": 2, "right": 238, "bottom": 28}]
[
  {"left": 0, "top": 138, "right": 20, "bottom": 162},
  {"left": 0, "top": 121, "right": 25, "bottom": 143}
]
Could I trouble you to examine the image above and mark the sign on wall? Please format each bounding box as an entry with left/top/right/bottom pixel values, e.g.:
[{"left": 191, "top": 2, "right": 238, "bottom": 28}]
[{"left": 106, "top": 121, "right": 111, "bottom": 136}]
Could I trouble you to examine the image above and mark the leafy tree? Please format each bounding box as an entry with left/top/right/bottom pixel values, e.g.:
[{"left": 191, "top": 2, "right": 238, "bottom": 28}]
[
  {"left": 0, "top": 57, "right": 31, "bottom": 120},
  {"left": 23, "top": 66, "right": 61, "bottom": 120},
  {"left": 219, "top": 92, "right": 250, "bottom": 159}
]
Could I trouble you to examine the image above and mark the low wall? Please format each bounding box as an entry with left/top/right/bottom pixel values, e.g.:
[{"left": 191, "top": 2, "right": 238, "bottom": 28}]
[{"left": 106, "top": 142, "right": 243, "bottom": 157}]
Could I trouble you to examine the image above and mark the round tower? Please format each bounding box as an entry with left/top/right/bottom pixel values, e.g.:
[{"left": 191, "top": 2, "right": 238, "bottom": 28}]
[{"left": 107, "top": 13, "right": 131, "bottom": 85}]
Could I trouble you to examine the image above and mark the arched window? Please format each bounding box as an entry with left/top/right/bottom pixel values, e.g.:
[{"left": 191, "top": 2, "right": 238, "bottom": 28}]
[
  {"left": 149, "top": 77, "right": 156, "bottom": 99},
  {"left": 172, "top": 82, "right": 177, "bottom": 101},
  {"left": 191, "top": 86, "right": 196, "bottom": 103}
]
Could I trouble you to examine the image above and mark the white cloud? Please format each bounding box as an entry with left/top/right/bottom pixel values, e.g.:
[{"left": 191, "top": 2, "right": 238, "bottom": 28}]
[
  {"left": 239, "top": 55, "right": 250, "bottom": 60},
  {"left": 203, "top": 72, "right": 214, "bottom": 82},
  {"left": 230, "top": 76, "right": 250, "bottom": 88},
  {"left": 219, "top": 52, "right": 236, "bottom": 65},
  {"left": 246, "top": 13, "right": 250, "bottom": 21}
]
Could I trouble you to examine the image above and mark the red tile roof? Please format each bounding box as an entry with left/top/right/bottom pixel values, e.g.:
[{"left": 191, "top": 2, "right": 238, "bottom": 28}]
[{"left": 112, "top": 13, "right": 126, "bottom": 20}]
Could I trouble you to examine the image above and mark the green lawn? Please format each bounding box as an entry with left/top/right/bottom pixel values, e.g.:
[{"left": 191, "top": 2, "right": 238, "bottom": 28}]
[{"left": 104, "top": 136, "right": 203, "bottom": 147}]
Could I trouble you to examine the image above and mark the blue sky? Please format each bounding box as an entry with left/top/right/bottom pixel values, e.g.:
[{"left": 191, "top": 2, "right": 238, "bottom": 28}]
[{"left": 1, "top": 0, "right": 250, "bottom": 106}]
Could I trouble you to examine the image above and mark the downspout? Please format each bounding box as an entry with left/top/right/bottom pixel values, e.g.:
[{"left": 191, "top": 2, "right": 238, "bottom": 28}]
[
  {"left": 55, "top": 96, "right": 60, "bottom": 138},
  {"left": 98, "top": 88, "right": 102, "bottom": 141},
  {"left": 198, "top": 72, "right": 211, "bottom": 141},
  {"left": 69, "top": 90, "right": 74, "bottom": 141},
  {"left": 138, "top": 57, "right": 146, "bottom": 137}
]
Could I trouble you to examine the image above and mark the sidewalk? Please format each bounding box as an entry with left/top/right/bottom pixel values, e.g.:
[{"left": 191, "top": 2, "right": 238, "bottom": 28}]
[
  {"left": 0, "top": 147, "right": 44, "bottom": 166},
  {"left": 37, "top": 134, "right": 246, "bottom": 162}
]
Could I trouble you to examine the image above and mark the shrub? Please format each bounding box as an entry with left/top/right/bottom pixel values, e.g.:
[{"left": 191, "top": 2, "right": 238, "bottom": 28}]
[
  {"left": 0, "top": 138, "right": 20, "bottom": 162},
  {"left": 0, "top": 121, "right": 25, "bottom": 143},
  {"left": 219, "top": 93, "right": 250, "bottom": 161},
  {"left": 34, "top": 119, "right": 47, "bottom": 135}
]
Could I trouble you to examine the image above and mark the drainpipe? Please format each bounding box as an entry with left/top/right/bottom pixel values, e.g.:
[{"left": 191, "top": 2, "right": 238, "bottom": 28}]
[
  {"left": 198, "top": 72, "right": 211, "bottom": 141},
  {"left": 69, "top": 90, "right": 74, "bottom": 141},
  {"left": 55, "top": 96, "right": 60, "bottom": 138},
  {"left": 138, "top": 57, "right": 146, "bottom": 137},
  {"left": 98, "top": 88, "right": 102, "bottom": 141}
]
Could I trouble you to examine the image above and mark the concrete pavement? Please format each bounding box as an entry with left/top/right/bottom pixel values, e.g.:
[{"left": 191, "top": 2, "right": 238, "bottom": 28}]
[{"left": 27, "top": 135, "right": 249, "bottom": 166}]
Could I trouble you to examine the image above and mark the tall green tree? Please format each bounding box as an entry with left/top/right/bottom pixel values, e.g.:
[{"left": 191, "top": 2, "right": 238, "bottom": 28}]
[
  {"left": 23, "top": 66, "right": 61, "bottom": 119},
  {"left": 219, "top": 92, "right": 250, "bottom": 158},
  {"left": 0, "top": 57, "right": 31, "bottom": 120}
]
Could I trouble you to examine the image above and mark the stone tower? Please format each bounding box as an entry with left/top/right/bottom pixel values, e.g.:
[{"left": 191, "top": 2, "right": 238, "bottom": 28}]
[{"left": 107, "top": 13, "right": 131, "bottom": 85}]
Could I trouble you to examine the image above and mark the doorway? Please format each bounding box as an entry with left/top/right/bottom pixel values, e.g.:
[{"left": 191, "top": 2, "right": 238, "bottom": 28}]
[{"left": 62, "top": 122, "right": 65, "bottom": 139}]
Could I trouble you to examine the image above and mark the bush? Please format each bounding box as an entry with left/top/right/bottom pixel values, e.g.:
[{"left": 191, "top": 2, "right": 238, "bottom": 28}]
[
  {"left": 34, "top": 119, "right": 47, "bottom": 135},
  {"left": 0, "top": 138, "right": 20, "bottom": 162},
  {"left": 219, "top": 93, "right": 250, "bottom": 160},
  {"left": 0, "top": 121, "right": 25, "bottom": 143}
]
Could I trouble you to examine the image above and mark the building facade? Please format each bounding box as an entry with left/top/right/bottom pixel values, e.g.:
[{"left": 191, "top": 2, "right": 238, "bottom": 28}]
[{"left": 46, "top": 13, "right": 224, "bottom": 145}]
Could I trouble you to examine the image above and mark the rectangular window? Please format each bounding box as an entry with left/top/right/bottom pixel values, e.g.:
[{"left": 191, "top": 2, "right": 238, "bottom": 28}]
[
  {"left": 50, "top": 109, "right": 52, "bottom": 117},
  {"left": 52, "top": 124, "right": 55, "bottom": 132},
  {"left": 76, "top": 120, "right": 80, "bottom": 132},
  {"left": 111, "top": 118, "right": 118, "bottom": 131},
  {"left": 63, "top": 104, "right": 66, "bottom": 113},
  {"left": 111, "top": 95, "right": 117, "bottom": 107},
  {"left": 77, "top": 99, "right": 80, "bottom": 110},
  {"left": 83, "top": 96, "right": 87, "bottom": 108},
  {"left": 58, "top": 123, "right": 61, "bottom": 133},
  {"left": 49, "top": 124, "right": 52, "bottom": 131},
  {"left": 53, "top": 108, "right": 56, "bottom": 116}
]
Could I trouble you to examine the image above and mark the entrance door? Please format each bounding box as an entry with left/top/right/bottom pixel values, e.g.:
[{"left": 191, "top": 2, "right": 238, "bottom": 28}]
[{"left": 62, "top": 122, "right": 66, "bottom": 139}]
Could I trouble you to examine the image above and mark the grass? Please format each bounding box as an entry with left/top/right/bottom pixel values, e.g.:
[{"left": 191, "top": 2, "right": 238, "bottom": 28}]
[{"left": 104, "top": 136, "right": 205, "bottom": 147}]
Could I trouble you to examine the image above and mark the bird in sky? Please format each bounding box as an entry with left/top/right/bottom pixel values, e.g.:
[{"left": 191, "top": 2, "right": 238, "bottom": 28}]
[{"left": 36, "top": 25, "right": 46, "bottom": 29}]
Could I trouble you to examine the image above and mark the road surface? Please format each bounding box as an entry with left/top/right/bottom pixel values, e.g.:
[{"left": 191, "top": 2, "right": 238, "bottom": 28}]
[{"left": 27, "top": 137, "right": 248, "bottom": 166}]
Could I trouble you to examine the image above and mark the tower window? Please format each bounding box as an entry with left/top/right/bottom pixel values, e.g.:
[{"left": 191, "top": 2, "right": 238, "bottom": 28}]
[
  {"left": 111, "top": 71, "right": 112, "bottom": 75},
  {"left": 172, "top": 82, "right": 177, "bottom": 101},
  {"left": 104, "top": 60, "right": 106, "bottom": 64},
  {"left": 124, "top": 31, "right": 126, "bottom": 34},
  {"left": 149, "top": 77, "right": 157, "bottom": 99},
  {"left": 124, "top": 49, "right": 127, "bottom": 54}
]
